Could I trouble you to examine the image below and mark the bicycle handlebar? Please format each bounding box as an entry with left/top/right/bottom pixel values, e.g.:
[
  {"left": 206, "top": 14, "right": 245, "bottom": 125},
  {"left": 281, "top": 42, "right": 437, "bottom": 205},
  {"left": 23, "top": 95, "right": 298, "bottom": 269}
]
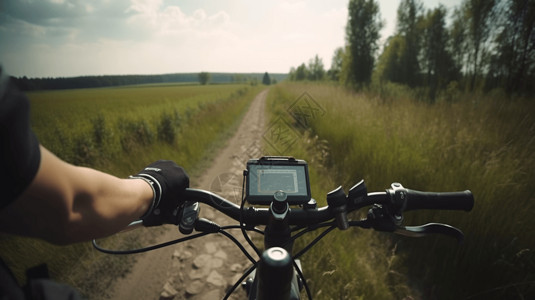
[
  {"left": 182, "top": 188, "right": 330, "bottom": 226},
  {"left": 403, "top": 189, "right": 474, "bottom": 211},
  {"left": 103, "top": 181, "right": 474, "bottom": 300},
  {"left": 180, "top": 184, "right": 474, "bottom": 228},
  {"left": 386, "top": 183, "right": 474, "bottom": 212}
]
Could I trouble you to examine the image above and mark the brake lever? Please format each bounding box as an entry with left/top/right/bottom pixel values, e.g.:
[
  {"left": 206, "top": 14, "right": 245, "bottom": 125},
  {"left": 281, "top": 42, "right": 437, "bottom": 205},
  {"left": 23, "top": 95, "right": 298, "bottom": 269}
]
[
  {"left": 179, "top": 201, "right": 200, "bottom": 234},
  {"left": 394, "top": 223, "right": 465, "bottom": 243},
  {"left": 363, "top": 205, "right": 465, "bottom": 243}
]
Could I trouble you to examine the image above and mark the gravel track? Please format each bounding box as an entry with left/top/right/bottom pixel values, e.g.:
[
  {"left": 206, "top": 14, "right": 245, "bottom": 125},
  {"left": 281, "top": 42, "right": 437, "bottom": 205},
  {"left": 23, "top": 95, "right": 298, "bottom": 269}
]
[{"left": 103, "top": 89, "right": 269, "bottom": 300}]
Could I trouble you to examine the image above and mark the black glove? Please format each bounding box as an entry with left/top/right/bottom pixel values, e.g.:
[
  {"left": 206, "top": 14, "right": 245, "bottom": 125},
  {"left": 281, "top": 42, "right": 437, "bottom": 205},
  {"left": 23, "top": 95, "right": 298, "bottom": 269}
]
[{"left": 131, "top": 160, "right": 189, "bottom": 226}]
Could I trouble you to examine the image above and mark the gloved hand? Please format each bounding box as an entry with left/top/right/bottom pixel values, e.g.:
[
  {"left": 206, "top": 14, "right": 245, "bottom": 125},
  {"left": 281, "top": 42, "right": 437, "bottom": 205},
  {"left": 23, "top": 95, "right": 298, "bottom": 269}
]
[{"left": 131, "top": 160, "right": 189, "bottom": 226}]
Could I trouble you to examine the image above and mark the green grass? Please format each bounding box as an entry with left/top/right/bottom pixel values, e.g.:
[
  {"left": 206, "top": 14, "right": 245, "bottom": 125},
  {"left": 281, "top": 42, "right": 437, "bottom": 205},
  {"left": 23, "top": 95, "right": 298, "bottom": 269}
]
[
  {"left": 28, "top": 84, "right": 252, "bottom": 171},
  {"left": 264, "top": 85, "right": 416, "bottom": 299},
  {"left": 4, "top": 81, "right": 533, "bottom": 299},
  {"left": 0, "top": 83, "right": 263, "bottom": 296},
  {"left": 265, "top": 82, "right": 535, "bottom": 299}
]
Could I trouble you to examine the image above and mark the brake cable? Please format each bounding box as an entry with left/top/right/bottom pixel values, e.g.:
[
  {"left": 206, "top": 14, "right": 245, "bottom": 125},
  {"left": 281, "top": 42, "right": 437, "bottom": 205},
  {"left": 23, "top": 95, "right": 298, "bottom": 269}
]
[
  {"left": 91, "top": 231, "right": 211, "bottom": 255},
  {"left": 92, "top": 222, "right": 261, "bottom": 261},
  {"left": 293, "top": 258, "right": 313, "bottom": 300},
  {"left": 293, "top": 225, "right": 337, "bottom": 260}
]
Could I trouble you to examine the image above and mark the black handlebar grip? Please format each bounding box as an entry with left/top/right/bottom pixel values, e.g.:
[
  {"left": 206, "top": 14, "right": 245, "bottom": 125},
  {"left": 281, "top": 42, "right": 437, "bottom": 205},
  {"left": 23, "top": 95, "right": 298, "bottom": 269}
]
[{"left": 403, "top": 189, "right": 474, "bottom": 212}]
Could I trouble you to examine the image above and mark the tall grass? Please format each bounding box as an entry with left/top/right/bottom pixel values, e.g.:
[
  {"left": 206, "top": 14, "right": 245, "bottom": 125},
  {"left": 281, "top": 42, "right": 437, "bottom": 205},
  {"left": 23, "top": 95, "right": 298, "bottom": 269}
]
[
  {"left": 266, "top": 82, "right": 535, "bottom": 299},
  {"left": 264, "top": 85, "right": 416, "bottom": 299},
  {"left": 0, "top": 83, "right": 262, "bottom": 296}
]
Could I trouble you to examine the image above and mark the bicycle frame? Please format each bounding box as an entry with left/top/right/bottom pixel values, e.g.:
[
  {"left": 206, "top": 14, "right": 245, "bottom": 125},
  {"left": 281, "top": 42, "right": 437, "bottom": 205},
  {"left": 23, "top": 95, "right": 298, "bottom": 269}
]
[
  {"left": 245, "top": 247, "right": 302, "bottom": 300},
  {"left": 247, "top": 195, "right": 304, "bottom": 300}
]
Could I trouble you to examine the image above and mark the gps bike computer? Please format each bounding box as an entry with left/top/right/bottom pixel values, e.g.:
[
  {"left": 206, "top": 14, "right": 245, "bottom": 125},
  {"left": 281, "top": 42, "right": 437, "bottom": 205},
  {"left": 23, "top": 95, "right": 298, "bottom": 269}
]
[{"left": 245, "top": 156, "right": 311, "bottom": 205}]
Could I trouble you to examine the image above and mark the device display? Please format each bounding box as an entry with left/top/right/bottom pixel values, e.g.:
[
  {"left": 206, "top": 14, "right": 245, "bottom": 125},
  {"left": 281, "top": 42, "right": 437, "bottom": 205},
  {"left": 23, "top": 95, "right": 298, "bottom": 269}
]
[{"left": 245, "top": 157, "right": 311, "bottom": 205}]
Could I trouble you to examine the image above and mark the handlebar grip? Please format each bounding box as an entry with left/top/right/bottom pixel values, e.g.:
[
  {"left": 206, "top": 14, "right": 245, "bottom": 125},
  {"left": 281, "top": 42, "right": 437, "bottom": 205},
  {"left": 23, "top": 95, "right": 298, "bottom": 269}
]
[{"left": 403, "top": 189, "right": 474, "bottom": 212}]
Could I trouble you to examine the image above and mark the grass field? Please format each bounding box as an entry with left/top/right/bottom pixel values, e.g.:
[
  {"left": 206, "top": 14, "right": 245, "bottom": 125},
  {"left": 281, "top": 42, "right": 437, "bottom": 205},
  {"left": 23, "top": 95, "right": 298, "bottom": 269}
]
[
  {"left": 3, "top": 81, "right": 534, "bottom": 299},
  {"left": 28, "top": 83, "right": 256, "bottom": 174},
  {"left": 0, "top": 83, "right": 263, "bottom": 296},
  {"left": 265, "top": 82, "right": 535, "bottom": 299}
]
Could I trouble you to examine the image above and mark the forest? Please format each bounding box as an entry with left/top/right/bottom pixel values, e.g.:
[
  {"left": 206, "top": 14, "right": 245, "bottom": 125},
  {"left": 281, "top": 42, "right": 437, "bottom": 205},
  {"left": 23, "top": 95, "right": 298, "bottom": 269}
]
[{"left": 288, "top": 0, "right": 534, "bottom": 100}]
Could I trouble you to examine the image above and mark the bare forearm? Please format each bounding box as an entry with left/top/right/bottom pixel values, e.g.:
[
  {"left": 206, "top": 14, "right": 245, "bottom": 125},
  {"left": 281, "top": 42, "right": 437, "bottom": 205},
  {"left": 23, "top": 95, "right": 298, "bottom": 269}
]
[
  {"left": 64, "top": 166, "right": 153, "bottom": 241},
  {"left": 0, "top": 147, "right": 153, "bottom": 244}
]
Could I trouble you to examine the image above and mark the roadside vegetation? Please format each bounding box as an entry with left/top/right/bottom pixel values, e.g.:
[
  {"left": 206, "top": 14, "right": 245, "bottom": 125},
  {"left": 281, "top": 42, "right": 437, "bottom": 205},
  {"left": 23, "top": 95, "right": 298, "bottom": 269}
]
[
  {"left": 278, "top": 0, "right": 534, "bottom": 297},
  {"left": 0, "top": 83, "right": 263, "bottom": 297},
  {"left": 265, "top": 82, "right": 535, "bottom": 299}
]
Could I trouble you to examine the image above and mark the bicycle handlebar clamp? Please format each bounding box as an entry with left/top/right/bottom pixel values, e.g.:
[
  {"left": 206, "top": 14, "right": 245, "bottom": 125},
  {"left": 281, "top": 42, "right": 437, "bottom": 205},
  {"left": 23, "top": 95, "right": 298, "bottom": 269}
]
[{"left": 327, "top": 186, "right": 349, "bottom": 230}]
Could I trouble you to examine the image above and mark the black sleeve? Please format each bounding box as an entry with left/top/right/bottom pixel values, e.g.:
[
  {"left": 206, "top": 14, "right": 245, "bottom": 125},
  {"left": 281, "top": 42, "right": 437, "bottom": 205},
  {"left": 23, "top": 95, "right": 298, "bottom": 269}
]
[{"left": 0, "top": 67, "right": 41, "bottom": 209}]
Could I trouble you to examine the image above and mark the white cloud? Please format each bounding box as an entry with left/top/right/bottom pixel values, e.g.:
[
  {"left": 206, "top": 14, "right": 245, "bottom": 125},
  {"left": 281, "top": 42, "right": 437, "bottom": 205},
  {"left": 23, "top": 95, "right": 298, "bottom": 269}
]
[
  {"left": 0, "top": 0, "right": 349, "bottom": 77},
  {"left": 1, "top": 16, "right": 47, "bottom": 38},
  {"left": 85, "top": 4, "right": 95, "bottom": 13}
]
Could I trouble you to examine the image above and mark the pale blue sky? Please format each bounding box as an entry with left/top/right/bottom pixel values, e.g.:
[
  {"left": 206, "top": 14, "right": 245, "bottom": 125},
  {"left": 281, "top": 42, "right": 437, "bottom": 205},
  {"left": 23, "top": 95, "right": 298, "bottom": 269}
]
[{"left": 0, "top": 0, "right": 461, "bottom": 77}]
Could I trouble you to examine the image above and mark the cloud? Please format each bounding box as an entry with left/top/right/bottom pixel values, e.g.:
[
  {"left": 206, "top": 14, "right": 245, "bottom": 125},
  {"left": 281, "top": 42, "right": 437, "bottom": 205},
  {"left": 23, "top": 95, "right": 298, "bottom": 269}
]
[
  {"left": 0, "top": 0, "right": 348, "bottom": 77},
  {"left": 127, "top": 3, "right": 231, "bottom": 38},
  {"left": 0, "top": 0, "right": 241, "bottom": 76},
  {"left": 1, "top": 0, "right": 105, "bottom": 27},
  {"left": 1, "top": 0, "right": 233, "bottom": 44},
  {"left": 0, "top": 0, "right": 136, "bottom": 43}
]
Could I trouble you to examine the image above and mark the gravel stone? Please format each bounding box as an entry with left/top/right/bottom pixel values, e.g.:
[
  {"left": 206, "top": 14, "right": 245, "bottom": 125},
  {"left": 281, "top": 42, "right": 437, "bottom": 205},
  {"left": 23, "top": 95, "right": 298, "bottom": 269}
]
[
  {"left": 193, "top": 254, "right": 211, "bottom": 268},
  {"left": 186, "top": 280, "right": 204, "bottom": 295},
  {"left": 161, "top": 282, "right": 178, "bottom": 298},
  {"left": 206, "top": 270, "right": 226, "bottom": 287}
]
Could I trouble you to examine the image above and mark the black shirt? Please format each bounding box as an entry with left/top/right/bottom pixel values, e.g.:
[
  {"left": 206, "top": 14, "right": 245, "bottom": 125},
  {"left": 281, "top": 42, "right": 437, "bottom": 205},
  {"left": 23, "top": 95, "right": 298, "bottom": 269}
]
[
  {"left": 0, "top": 67, "right": 41, "bottom": 209},
  {"left": 0, "top": 67, "right": 82, "bottom": 299}
]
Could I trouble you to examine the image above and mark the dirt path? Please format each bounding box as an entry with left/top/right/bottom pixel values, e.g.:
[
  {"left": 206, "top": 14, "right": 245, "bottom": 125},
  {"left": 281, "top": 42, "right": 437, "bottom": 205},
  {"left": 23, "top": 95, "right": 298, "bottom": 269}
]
[{"left": 103, "top": 89, "right": 269, "bottom": 300}]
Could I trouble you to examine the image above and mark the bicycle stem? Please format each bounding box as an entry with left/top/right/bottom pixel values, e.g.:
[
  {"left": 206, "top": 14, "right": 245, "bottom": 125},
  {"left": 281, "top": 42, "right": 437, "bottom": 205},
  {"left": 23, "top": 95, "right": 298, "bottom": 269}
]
[{"left": 264, "top": 193, "right": 293, "bottom": 253}]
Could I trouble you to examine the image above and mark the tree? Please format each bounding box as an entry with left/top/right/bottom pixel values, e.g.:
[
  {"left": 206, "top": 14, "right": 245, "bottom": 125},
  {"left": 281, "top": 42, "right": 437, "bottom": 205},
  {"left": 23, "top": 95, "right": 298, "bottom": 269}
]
[
  {"left": 421, "top": 5, "right": 458, "bottom": 98},
  {"left": 488, "top": 0, "right": 535, "bottom": 95},
  {"left": 307, "top": 55, "right": 326, "bottom": 81},
  {"left": 374, "top": 35, "right": 405, "bottom": 84},
  {"left": 198, "top": 72, "right": 210, "bottom": 85},
  {"left": 329, "top": 47, "right": 345, "bottom": 81},
  {"left": 449, "top": 6, "right": 469, "bottom": 82},
  {"left": 288, "top": 67, "right": 297, "bottom": 81},
  {"left": 344, "top": 0, "right": 383, "bottom": 88},
  {"left": 295, "top": 63, "right": 308, "bottom": 81},
  {"left": 262, "top": 72, "right": 271, "bottom": 85},
  {"left": 463, "top": 0, "right": 496, "bottom": 90},
  {"left": 395, "top": 0, "right": 424, "bottom": 87}
]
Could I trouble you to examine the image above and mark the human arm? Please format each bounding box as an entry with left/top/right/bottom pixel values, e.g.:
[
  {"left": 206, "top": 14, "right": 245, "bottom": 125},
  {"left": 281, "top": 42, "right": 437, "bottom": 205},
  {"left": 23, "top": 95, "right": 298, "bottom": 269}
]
[
  {"left": 0, "top": 67, "right": 189, "bottom": 244},
  {"left": 0, "top": 146, "right": 155, "bottom": 244}
]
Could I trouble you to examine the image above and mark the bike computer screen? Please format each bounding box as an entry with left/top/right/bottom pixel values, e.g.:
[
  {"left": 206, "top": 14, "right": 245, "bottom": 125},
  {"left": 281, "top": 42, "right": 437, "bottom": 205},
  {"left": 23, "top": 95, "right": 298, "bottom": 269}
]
[{"left": 245, "top": 157, "right": 311, "bottom": 205}]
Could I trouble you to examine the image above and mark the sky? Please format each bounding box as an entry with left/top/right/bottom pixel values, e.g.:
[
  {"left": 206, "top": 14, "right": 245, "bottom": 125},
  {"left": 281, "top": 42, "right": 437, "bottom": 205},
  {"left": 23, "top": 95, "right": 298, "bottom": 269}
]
[{"left": 0, "top": 0, "right": 461, "bottom": 78}]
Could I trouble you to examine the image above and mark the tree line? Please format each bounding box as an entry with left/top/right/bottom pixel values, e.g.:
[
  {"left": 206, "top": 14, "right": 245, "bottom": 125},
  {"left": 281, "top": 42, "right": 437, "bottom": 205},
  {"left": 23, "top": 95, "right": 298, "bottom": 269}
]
[
  {"left": 289, "top": 0, "right": 535, "bottom": 99},
  {"left": 12, "top": 72, "right": 286, "bottom": 91}
]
